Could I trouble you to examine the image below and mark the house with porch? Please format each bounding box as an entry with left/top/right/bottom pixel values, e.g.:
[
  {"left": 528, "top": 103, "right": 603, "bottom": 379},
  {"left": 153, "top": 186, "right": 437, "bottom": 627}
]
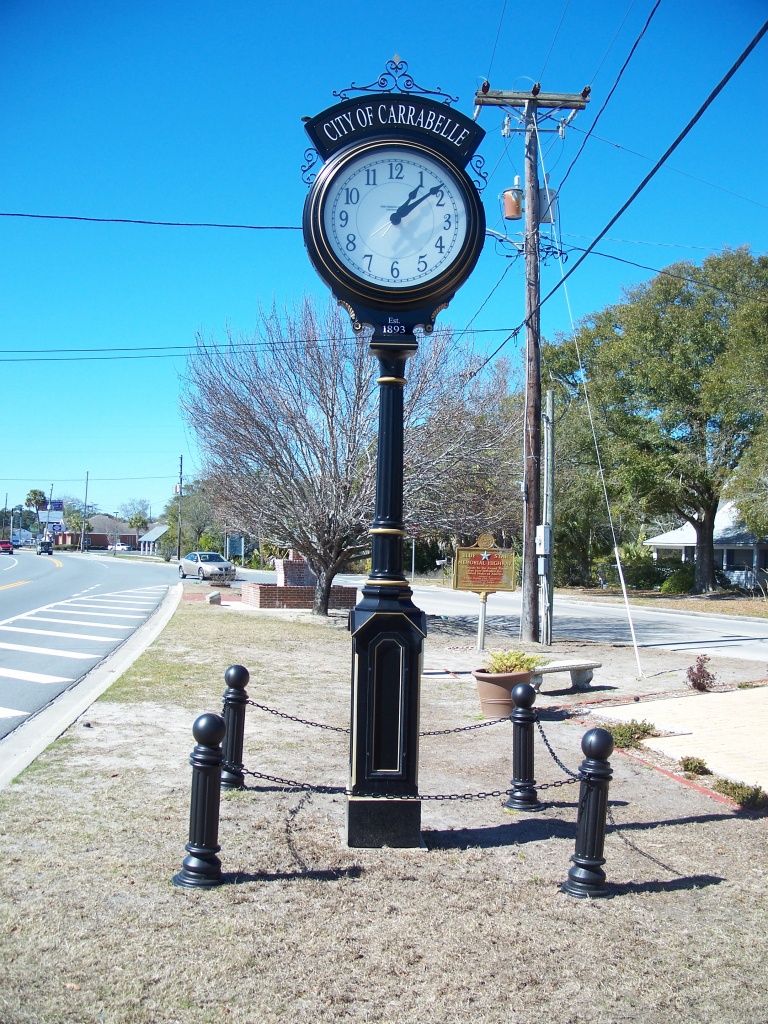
[{"left": 643, "top": 501, "right": 768, "bottom": 589}]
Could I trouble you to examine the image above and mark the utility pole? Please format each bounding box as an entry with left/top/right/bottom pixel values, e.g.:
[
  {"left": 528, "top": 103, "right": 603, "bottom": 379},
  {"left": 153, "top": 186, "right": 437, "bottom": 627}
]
[
  {"left": 474, "top": 85, "right": 589, "bottom": 642},
  {"left": 177, "top": 455, "right": 183, "bottom": 561},
  {"left": 541, "top": 389, "right": 555, "bottom": 644},
  {"left": 80, "top": 471, "right": 89, "bottom": 552}
]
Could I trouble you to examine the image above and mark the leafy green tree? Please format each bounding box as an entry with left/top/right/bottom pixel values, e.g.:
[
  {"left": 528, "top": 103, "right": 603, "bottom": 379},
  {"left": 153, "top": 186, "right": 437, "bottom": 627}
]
[
  {"left": 62, "top": 496, "right": 98, "bottom": 537},
  {"left": 127, "top": 513, "right": 149, "bottom": 535},
  {"left": 162, "top": 480, "right": 217, "bottom": 553},
  {"left": 545, "top": 248, "right": 768, "bottom": 592}
]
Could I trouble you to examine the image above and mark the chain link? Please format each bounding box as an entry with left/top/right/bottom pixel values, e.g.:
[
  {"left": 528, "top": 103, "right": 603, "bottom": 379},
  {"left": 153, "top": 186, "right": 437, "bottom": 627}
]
[
  {"left": 229, "top": 762, "right": 577, "bottom": 800},
  {"left": 419, "top": 718, "right": 509, "bottom": 737},
  {"left": 220, "top": 704, "right": 581, "bottom": 802},
  {"left": 242, "top": 700, "right": 349, "bottom": 733},
  {"left": 537, "top": 777, "right": 579, "bottom": 791},
  {"left": 238, "top": 698, "right": 510, "bottom": 738},
  {"left": 536, "top": 717, "right": 581, "bottom": 779}
]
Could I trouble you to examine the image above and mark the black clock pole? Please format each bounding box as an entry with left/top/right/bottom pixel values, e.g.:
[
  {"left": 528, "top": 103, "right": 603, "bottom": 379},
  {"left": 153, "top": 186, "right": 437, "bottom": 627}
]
[{"left": 346, "top": 329, "right": 426, "bottom": 848}]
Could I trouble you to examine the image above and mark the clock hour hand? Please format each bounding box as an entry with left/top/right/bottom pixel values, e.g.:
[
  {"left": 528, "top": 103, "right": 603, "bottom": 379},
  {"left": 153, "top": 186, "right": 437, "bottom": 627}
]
[{"left": 390, "top": 184, "right": 442, "bottom": 225}]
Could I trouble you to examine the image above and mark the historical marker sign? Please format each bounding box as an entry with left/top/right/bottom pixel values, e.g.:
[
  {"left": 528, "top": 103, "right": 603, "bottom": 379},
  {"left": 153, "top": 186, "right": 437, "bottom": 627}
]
[{"left": 453, "top": 534, "right": 516, "bottom": 593}]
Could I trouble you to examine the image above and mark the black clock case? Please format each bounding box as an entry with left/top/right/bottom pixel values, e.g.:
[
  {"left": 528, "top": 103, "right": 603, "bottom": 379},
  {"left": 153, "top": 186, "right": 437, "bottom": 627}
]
[{"left": 302, "top": 136, "right": 486, "bottom": 321}]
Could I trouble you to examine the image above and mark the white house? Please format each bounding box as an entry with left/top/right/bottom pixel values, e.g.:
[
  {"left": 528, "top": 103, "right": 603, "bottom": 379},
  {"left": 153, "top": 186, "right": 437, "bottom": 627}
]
[{"left": 643, "top": 501, "right": 768, "bottom": 589}]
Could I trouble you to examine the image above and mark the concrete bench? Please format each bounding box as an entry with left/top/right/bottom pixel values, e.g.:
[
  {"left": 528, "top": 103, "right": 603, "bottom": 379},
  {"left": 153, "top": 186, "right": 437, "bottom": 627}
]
[{"left": 530, "top": 660, "right": 601, "bottom": 692}]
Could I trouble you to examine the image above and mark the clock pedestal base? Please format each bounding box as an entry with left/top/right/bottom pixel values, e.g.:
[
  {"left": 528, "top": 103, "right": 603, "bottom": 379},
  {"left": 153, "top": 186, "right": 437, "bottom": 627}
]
[{"left": 346, "top": 796, "right": 422, "bottom": 849}]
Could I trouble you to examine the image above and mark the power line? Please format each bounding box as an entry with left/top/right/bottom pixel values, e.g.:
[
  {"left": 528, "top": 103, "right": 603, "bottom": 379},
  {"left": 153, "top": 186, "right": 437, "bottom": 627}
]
[
  {"left": 558, "top": 0, "right": 662, "bottom": 196},
  {"left": 568, "top": 125, "right": 768, "bottom": 212},
  {"left": 588, "top": 0, "right": 638, "bottom": 84},
  {"left": 539, "top": 0, "right": 573, "bottom": 81},
  {"left": 485, "top": 0, "right": 509, "bottom": 82},
  {"left": 0, "top": 211, "right": 301, "bottom": 231},
  {"left": 469, "top": 15, "right": 768, "bottom": 378}
]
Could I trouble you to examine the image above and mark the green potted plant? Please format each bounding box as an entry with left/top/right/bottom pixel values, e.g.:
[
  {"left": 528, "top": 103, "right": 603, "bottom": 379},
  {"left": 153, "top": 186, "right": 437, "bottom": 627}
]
[{"left": 472, "top": 651, "right": 548, "bottom": 719}]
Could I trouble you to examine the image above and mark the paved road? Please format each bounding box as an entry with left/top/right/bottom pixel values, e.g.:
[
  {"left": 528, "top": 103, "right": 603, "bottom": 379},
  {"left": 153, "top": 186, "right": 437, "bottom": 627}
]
[
  {"left": 0, "top": 550, "right": 178, "bottom": 741},
  {"left": 335, "top": 575, "right": 768, "bottom": 665}
]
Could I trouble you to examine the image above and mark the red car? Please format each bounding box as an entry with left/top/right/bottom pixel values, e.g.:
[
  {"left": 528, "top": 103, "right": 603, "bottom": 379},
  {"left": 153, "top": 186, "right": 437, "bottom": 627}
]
[{"left": 0, "top": 539, "right": 13, "bottom": 555}]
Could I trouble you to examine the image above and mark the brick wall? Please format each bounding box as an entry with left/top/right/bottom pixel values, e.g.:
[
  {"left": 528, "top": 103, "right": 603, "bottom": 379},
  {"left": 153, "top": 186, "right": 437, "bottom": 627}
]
[
  {"left": 241, "top": 582, "right": 357, "bottom": 610},
  {"left": 275, "top": 552, "right": 317, "bottom": 588}
]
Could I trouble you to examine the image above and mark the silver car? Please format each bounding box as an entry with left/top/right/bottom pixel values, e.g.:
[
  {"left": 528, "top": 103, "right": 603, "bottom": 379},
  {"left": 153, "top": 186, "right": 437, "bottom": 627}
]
[{"left": 179, "top": 551, "right": 236, "bottom": 582}]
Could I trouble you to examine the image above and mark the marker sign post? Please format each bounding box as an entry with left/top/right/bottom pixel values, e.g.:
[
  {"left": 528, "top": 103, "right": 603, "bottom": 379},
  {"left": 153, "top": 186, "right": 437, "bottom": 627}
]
[{"left": 453, "top": 534, "right": 516, "bottom": 650}]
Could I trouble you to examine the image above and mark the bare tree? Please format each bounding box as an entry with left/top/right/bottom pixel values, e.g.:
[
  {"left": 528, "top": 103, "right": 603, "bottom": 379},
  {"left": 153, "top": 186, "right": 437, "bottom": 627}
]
[{"left": 182, "top": 298, "right": 523, "bottom": 614}]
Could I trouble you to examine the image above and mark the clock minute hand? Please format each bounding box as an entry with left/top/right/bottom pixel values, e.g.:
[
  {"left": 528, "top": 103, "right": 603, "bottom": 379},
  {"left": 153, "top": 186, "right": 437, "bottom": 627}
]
[{"left": 390, "top": 183, "right": 442, "bottom": 225}]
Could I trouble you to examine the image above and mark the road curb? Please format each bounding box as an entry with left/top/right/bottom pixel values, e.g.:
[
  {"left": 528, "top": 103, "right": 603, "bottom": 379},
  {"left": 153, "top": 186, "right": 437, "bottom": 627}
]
[{"left": 0, "top": 582, "right": 182, "bottom": 792}]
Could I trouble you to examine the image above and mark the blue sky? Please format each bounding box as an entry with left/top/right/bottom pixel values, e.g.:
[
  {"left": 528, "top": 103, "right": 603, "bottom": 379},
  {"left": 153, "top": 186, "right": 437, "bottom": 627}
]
[{"left": 2, "top": 1, "right": 766, "bottom": 517}]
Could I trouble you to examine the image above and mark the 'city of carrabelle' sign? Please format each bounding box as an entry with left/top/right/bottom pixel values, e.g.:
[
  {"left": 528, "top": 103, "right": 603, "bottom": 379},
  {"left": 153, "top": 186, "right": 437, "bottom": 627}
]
[
  {"left": 304, "top": 94, "right": 484, "bottom": 168},
  {"left": 453, "top": 535, "right": 516, "bottom": 594}
]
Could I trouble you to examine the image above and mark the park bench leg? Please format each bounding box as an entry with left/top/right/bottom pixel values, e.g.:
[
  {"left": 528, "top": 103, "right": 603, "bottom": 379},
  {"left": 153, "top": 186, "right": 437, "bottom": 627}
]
[{"left": 570, "top": 668, "right": 594, "bottom": 691}]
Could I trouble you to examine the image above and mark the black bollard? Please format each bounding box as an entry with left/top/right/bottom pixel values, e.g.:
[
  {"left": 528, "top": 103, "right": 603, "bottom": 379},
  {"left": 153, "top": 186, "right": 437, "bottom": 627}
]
[
  {"left": 562, "top": 727, "right": 615, "bottom": 899},
  {"left": 220, "top": 664, "right": 250, "bottom": 790},
  {"left": 505, "top": 682, "right": 542, "bottom": 812},
  {"left": 173, "top": 712, "right": 227, "bottom": 889}
]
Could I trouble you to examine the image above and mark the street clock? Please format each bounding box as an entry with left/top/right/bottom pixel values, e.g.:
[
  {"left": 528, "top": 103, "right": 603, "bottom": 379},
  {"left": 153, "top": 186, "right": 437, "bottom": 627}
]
[{"left": 302, "top": 88, "right": 486, "bottom": 331}]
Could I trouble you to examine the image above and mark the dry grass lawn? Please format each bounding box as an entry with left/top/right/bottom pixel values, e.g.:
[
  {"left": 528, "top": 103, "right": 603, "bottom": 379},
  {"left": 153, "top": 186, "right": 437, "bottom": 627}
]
[{"left": 0, "top": 594, "right": 767, "bottom": 1024}]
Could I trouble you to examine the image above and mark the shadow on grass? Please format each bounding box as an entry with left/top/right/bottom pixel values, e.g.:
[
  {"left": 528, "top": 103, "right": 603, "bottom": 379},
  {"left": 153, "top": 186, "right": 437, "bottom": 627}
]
[
  {"left": 608, "top": 811, "right": 739, "bottom": 833},
  {"left": 224, "top": 865, "right": 364, "bottom": 884},
  {"left": 423, "top": 805, "right": 739, "bottom": 853},
  {"left": 609, "top": 874, "right": 725, "bottom": 896},
  {"left": 424, "top": 818, "right": 575, "bottom": 850}
]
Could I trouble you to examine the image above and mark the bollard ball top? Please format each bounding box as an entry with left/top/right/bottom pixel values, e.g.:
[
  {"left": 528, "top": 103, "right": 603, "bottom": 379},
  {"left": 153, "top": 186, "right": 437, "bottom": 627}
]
[
  {"left": 581, "top": 727, "right": 614, "bottom": 761},
  {"left": 192, "top": 712, "right": 226, "bottom": 747},
  {"left": 511, "top": 682, "right": 536, "bottom": 708},
  {"left": 224, "top": 664, "right": 250, "bottom": 689}
]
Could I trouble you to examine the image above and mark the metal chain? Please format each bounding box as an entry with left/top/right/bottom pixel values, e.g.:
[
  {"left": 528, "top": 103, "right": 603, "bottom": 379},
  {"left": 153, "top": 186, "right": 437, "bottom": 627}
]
[
  {"left": 537, "top": 777, "right": 579, "bottom": 791},
  {"left": 239, "top": 698, "right": 510, "bottom": 737},
  {"left": 419, "top": 718, "right": 509, "bottom": 737},
  {"left": 234, "top": 765, "right": 346, "bottom": 794},
  {"left": 229, "top": 762, "right": 576, "bottom": 799},
  {"left": 234, "top": 764, "right": 511, "bottom": 800},
  {"left": 536, "top": 717, "right": 581, "bottom": 779},
  {"left": 242, "top": 700, "right": 349, "bottom": 733}
]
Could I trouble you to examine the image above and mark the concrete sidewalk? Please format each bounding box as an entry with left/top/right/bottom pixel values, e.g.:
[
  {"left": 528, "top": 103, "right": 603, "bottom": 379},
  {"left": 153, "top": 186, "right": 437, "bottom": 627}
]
[{"left": 591, "top": 685, "right": 768, "bottom": 791}]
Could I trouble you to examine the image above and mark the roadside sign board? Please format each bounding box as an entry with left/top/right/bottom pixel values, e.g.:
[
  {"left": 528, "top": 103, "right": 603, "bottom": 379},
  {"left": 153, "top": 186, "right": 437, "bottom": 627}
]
[{"left": 453, "top": 534, "right": 516, "bottom": 593}]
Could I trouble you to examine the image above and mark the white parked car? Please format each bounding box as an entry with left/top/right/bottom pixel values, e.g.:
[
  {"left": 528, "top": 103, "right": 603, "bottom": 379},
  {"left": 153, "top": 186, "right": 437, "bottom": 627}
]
[
  {"left": 108, "top": 543, "right": 132, "bottom": 551},
  {"left": 178, "top": 551, "right": 236, "bottom": 582}
]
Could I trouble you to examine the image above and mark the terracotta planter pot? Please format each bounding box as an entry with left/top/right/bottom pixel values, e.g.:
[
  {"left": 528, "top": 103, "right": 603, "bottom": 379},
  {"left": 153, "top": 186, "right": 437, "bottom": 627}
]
[{"left": 472, "top": 669, "right": 533, "bottom": 719}]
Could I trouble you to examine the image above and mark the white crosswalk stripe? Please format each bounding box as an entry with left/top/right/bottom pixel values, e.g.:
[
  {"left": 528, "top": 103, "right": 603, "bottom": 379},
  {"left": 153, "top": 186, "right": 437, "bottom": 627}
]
[
  {"left": 0, "top": 642, "right": 94, "bottom": 659},
  {"left": 0, "top": 667, "right": 74, "bottom": 684},
  {"left": 19, "top": 616, "right": 133, "bottom": 630},
  {"left": 0, "top": 706, "right": 27, "bottom": 719},
  {"left": 0, "top": 626, "right": 122, "bottom": 641}
]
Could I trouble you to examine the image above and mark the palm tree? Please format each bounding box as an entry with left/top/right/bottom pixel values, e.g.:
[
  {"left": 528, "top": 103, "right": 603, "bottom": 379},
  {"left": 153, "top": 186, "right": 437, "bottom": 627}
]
[{"left": 25, "top": 489, "right": 47, "bottom": 533}]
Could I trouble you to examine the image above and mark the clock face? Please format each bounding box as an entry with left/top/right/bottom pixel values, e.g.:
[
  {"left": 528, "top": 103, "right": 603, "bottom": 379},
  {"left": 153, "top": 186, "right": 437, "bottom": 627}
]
[{"left": 319, "top": 144, "right": 472, "bottom": 290}]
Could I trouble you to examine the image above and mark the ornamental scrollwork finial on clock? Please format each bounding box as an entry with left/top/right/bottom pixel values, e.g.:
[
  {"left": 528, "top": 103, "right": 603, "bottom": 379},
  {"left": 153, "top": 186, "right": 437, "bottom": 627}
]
[{"left": 333, "top": 58, "right": 458, "bottom": 106}]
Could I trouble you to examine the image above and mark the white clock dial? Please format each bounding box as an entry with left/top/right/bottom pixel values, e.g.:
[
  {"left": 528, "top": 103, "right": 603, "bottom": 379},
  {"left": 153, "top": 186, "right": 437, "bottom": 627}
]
[{"left": 322, "top": 147, "right": 469, "bottom": 289}]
